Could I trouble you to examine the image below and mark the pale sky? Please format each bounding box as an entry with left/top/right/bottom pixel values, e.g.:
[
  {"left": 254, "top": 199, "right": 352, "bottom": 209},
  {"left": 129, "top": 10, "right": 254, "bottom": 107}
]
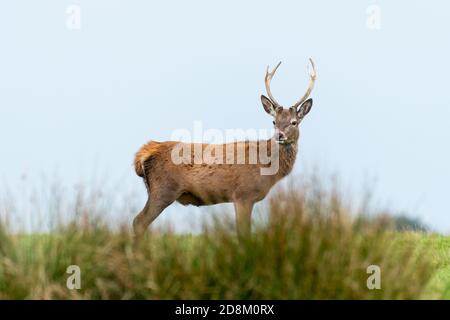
[{"left": 0, "top": 1, "right": 449, "bottom": 232}]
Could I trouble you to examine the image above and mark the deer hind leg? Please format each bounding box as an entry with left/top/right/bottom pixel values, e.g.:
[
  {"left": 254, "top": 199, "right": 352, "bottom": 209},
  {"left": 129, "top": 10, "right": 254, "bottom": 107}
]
[
  {"left": 233, "top": 201, "right": 255, "bottom": 238},
  {"left": 133, "top": 187, "right": 178, "bottom": 239}
]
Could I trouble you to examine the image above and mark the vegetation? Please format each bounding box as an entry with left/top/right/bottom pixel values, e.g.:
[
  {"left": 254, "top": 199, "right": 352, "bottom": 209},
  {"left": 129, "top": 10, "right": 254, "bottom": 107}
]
[{"left": 0, "top": 176, "right": 448, "bottom": 299}]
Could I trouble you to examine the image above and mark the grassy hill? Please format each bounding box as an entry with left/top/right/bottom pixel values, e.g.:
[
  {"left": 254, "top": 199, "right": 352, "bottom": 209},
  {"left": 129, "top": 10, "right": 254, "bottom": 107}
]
[{"left": 0, "top": 178, "right": 449, "bottom": 299}]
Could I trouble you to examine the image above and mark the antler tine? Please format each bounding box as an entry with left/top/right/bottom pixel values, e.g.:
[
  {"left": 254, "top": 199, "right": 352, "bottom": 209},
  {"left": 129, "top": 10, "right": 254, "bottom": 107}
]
[
  {"left": 292, "top": 58, "right": 317, "bottom": 109},
  {"left": 265, "top": 61, "right": 282, "bottom": 107}
]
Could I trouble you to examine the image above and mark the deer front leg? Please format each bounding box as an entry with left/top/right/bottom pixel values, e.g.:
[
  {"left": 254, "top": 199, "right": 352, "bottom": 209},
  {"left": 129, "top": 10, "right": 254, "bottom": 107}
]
[{"left": 233, "top": 201, "right": 254, "bottom": 238}]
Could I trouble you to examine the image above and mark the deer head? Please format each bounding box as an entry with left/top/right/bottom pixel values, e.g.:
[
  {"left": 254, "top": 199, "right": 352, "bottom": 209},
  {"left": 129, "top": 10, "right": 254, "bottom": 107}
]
[{"left": 261, "top": 59, "right": 317, "bottom": 145}]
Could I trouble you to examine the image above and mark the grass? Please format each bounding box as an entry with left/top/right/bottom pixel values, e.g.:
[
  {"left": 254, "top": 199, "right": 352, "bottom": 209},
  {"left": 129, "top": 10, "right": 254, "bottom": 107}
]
[
  {"left": 405, "top": 234, "right": 450, "bottom": 299},
  {"left": 0, "top": 176, "right": 449, "bottom": 299}
]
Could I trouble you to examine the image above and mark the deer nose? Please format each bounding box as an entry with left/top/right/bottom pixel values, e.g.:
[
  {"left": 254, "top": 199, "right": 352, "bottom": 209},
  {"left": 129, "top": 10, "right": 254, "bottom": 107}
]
[{"left": 277, "top": 131, "right": 286, "bottom": 141}]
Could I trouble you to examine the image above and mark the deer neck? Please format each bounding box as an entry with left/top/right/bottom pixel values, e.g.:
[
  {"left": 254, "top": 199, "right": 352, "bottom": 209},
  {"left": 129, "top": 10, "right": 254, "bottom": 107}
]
[
  {"left": 267, "top": 138, "right": 299, "bottom": 180},
  {"left": 278, "top": 140, "right": 298, "bottom": 178}
]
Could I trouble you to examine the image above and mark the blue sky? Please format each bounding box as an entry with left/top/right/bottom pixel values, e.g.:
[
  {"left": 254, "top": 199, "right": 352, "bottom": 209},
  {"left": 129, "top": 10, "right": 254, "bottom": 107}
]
[{"left": 0, "top": 1, "right": 449, "bottom": 232}]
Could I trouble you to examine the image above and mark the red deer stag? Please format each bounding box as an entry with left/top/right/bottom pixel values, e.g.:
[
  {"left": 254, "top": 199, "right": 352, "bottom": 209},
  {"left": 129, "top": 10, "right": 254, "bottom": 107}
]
[{"left": 133, "top": 59, "right": 317, "bottom": 238}]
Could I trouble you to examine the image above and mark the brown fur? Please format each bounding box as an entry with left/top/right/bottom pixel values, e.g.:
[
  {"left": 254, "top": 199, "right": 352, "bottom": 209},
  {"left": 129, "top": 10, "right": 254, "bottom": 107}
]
[
  {"left": 134, "top": 139, "right": 293, "bottom": 206},
  {"left": 134, "top": 141, "right": 164, "bottom": 177}
]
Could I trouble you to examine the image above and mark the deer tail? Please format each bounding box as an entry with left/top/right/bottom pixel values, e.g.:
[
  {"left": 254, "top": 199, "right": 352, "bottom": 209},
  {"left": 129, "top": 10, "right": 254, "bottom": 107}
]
[{"left": 134, "top": 141, "right": 160, "bottom": 178}]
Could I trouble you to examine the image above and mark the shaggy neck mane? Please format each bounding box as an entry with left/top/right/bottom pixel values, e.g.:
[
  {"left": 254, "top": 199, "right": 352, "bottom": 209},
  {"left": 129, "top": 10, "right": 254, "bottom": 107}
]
[
  {"left": 265, "top": 138, "right": 298, "bottom": 180},
  {"left": 278, "top": 141, "right": 298, "bottom": 178}
]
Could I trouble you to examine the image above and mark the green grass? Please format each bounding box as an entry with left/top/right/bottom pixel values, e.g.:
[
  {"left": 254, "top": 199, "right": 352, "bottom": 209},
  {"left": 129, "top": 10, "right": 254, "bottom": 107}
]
[
  {"left": 0, "top": 178, "right": 449, "bottom": 299},
  {"left": 406, "top": 234, "right": 450, "bottom": 299},
  {"left": 1, "top": 222, "right": 448, "bottom": 299}
]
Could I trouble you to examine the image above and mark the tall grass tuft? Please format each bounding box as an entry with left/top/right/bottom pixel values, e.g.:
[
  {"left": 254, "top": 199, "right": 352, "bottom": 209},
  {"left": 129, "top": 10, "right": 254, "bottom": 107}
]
[{"left": 0, "top": 177, "right": 440, "bottom": 299}]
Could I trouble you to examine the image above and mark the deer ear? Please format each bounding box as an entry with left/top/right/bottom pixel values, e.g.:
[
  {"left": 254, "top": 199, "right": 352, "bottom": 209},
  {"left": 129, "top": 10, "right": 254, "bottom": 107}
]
[
  {"left": 297, "top": 98, "right": 313, "bottom": 119},
  {"left": 261, "top": 95, "right": 277, "bottom": 117}
]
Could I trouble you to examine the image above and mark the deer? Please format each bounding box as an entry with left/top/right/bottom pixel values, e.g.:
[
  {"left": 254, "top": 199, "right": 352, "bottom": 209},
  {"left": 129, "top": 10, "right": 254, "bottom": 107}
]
[{"left": 133, "top": 59, "right": 317, "bottom": 238}]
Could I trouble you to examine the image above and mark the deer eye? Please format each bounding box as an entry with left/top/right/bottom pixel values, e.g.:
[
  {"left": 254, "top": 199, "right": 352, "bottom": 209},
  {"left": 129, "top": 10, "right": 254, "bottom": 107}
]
[
  {"left": 291, "top": 120, "right": 298, "bottom": 126},
  {"left": 272, "top": 121, "right": 276, "bottom": 125}
]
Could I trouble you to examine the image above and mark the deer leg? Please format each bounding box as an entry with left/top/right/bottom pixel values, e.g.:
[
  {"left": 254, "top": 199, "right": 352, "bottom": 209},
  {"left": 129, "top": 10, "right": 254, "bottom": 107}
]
[
  {"left": 133, "top": 200, "right": 150, "bottom": 238},
  {"left": 234, "top": 201, "right": 255, "bottom": 238},
  {"left": 133, "top": 192, "right": 176, "bottom": 239}
]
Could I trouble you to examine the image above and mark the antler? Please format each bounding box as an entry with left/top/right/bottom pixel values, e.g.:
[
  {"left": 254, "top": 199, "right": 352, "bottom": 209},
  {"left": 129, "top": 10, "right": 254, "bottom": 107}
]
[
  {"left": 265, "top": 61, "right": 282, "bottom": 107},
  {"left": 292, "top": 58, "right": 317, "bottom": 109}
]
